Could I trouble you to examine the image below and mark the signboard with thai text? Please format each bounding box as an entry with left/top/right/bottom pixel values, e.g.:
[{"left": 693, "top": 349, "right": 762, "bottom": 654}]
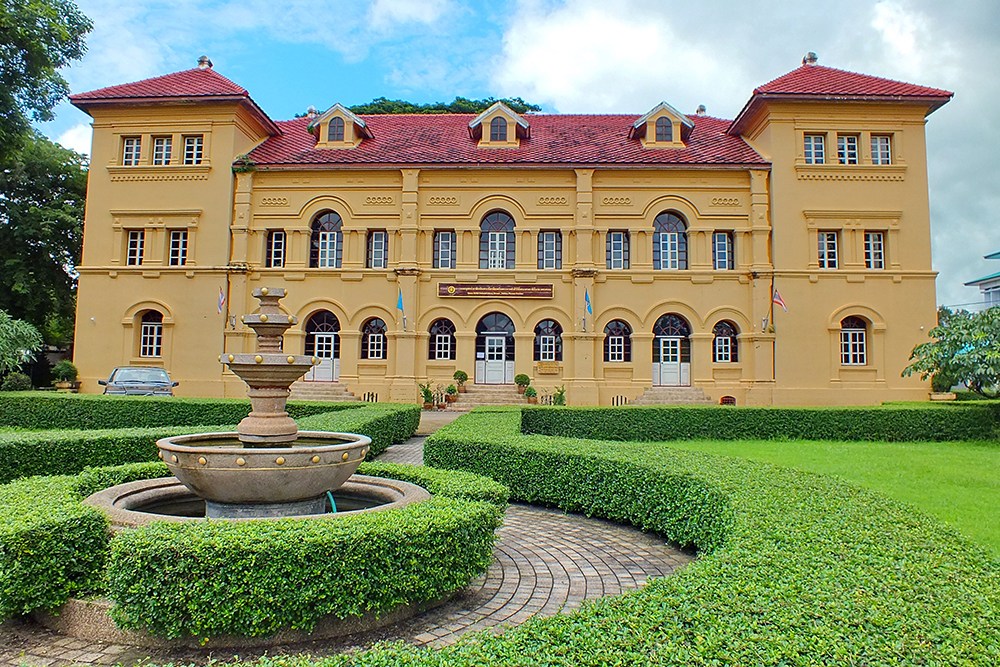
[{"left": 438, "top": 283, "right": 554, "bottom": 298}]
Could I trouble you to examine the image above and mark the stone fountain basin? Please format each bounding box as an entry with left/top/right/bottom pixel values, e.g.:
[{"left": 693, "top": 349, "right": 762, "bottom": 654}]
[{"left": 157, "top": 431, "right": 371, "bottom": 505}]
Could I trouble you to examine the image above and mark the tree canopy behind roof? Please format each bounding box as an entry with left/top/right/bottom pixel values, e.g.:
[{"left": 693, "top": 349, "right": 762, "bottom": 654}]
[{"left": 296, "top": 97, "right": 541, "bottom": 117}]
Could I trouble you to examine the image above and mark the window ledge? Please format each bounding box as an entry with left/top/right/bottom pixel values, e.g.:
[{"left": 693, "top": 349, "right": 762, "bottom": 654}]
[
  {"left": 795, "top": 164, "right": 906, "bottom": 182},
  {"left": 108, "top": 164, "right": 211, "bottom": 182}
]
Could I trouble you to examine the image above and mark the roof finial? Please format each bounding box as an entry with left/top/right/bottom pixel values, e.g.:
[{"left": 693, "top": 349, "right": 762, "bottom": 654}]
[
  {"left": 197, "top": 55, "right": 213, "bottom": 70},
  {"left": 306, "top": 105, "right": 318, "bottom": 119},
  {"left": 802, "top": 52, "right": 818, "bottom": 66},
  {"left": 696, "top": 104, "right": 707, "bottom": 116}
]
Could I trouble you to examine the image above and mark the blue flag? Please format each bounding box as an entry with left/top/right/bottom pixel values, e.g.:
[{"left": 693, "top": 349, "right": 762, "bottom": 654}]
[
  {"left": 585, "top": 289, "right": 593, "bottom": 315},
  {"left": 396, "top": 289, "right": 404, "bottom": 313}
]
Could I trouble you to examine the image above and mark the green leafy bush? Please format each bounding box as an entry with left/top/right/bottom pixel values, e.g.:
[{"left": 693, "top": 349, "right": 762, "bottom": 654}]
[
  {"left": 359, "top": 461, "right": 509, "bottom": 507},
  {"left": 513, "top": 374, "right": 530, "bottom": 387},
  {"left": 0, "top": 475, "right": 108, "bottom": 618},
  {"left": 299, "top": 403, "right": 421, "bottom": 457},
  {"left": 0, "top": 372, "right": 31, "bottom": 391},
  {"left": 51, "top": 360, "right": 78, "bottom": 382},
  {"left": 521, "top": 403, "right": 1000, "bottom": 442}
]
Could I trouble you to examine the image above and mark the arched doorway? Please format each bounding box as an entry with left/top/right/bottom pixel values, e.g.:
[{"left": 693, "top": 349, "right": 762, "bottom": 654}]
[
  {"left": 304, "top": 311, "right": 340, "bottom": 381},
  {"left": 652, "top": 313, "right": 691, "bottom": 386},
  {"left": 475, "top": 312, "right": 515, "bottom": 384}
]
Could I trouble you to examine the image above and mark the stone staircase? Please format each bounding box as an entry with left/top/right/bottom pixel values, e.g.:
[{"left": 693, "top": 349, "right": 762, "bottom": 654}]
[
  {"left": 449, "top": 383, "right": 526, "bottom": 411},
  {"left": 630, "top": 386, "right": 714, "bottom": 406},
  {"left": 288, "top": 381, "right": 360, "bottom": 403}
]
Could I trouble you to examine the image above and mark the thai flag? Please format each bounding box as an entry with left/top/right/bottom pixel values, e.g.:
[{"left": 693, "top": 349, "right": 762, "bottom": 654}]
[
  {"left": 772, "top": 289, "right": 788, "bottom": 313},
  {"left": 585, "top": 289, "right": 593, "bottom": 315},
  {"left": 217, "top": 287, "right": 226, "bottom": 314}
]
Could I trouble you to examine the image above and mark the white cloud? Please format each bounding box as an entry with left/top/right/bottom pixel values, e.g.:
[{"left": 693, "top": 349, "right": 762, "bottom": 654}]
[
  {"left": 56, "top": 123, "right": 93, "bottom": 158},
  {"left": 870, "top": 0, "right": 959, "bottom": 82},
  {"left": 369, "top": 0, "right": 451, "bottom": 29}
]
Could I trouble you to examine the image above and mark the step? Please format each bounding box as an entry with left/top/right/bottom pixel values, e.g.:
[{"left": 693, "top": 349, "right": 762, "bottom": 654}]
[
  {"left": 631, "top": 386, "right": 714, "bottom": 406},
  {"left": 288, "top": 381, "right": 360, "bottom": 403}
]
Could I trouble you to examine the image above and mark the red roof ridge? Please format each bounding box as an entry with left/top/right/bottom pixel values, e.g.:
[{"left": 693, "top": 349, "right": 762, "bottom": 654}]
[
  {"left": 754, "top": 63, "right": 952, "bottom": 98},
  {"left": 70, "top": 67, "right": 249, "bottom": 102}
]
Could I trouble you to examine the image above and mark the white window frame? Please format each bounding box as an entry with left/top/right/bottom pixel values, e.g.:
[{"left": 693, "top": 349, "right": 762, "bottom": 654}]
[
  {"left": 658, "top": 232, "right": 679, "bottom": 270},
  {"left": 607, "top": 336, "right": 625, "bottom": 362},
  {"left": 152, "top": 136, "right": 172, "bottom": 165},
  {"left": 804, "top": 134, "right": 825, "bottom": 164},
  {"left": 864, "top": 232, "right": 885, "bottom": 270},
  {"left": 540, "top": 231, "right": 558, "bottom": 270},
  {"left": 539, "top": 335, "right": 557, "bottom": 362},
  {"left": 712, "top": 232, "right": 732, "bottom": 270},
  {"left": 434, "top": 334, "right": 452, "bottom": 360},
  {"left": 168, "top": 230, "right": 188, "bottom": 266},
  {"left": 435, "top": 231, "right": 455, "bottom": 269},
  {"left": 840, "top": 328, "right": 867, "bottom": 365},
  {"left": 871, "top": 135, "right": 892, "bottom": 165},
  {"left": 126, "top": 230, "right": 145, "bottom": 265},
  {"left": 317, "top": 230, "right": 338, "bottom": 268},
  {"left": 367, "top": 333, "right": 385, "bottom": 360},
  {"left": 488, "top": 231, "right": 507, "bottom": 269},
  {"left": 266, "top": 231, "right": 285, "bottom": 268},
  {"left": 368, "top": 231, "right": 387, "bottom": 269},
  {"left": 837, "top": 134, "right": 859, "bottom": 165},
  {"left": 609, "top": 231, "right": 627, "bottom": 270},
  {"left": 818, "top": 231, "right": 838, "bottom": 269},
  {"left": 140, "top": 322, "right": 163, "bottom": 357},
  {"left": 122, "top": 137, "right": 141, "bottom": 166},
  {"left": 183, "top": 135, "right": 204, "bottom": 165},
  {"left": 713, "top": 336, "right": 732, "bottom": 363}
]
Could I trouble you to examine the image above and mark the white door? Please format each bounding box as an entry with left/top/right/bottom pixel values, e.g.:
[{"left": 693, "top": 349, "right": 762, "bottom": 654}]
[
  {"left": 305, "top": 333, "right": 339, "bottom": 382},
  {"left": 484, "top": 336, "right": 507, "bottom": 384},
  {"left": 656, "top": 337, "right": 687, "bottom": 386}
]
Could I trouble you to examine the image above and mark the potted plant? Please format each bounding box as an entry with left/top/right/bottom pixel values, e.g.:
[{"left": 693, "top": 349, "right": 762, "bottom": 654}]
[
  {"left": 52, "top": 360, "right": 79, "bottom": 392},
  {"left": 929, "top": 372, "right": 957, "bottom": 401},
  {"left": 435, "top": 384, "right": 448, "bottom": 410},
  {"left": 514, "top": 374, "right": 531, "bottom": 394},
  {"left": 453, "top": 370, "right": 468, "bottom": 393},
  {"left": 552, "top": 384, "right": 567, "bottom": 406},
  {"left": 524, "top": 386, "right": 538, "bottom": 404},
  {"left": 445, "top": 384, "right": 458, "bottom": 403},
  {"left": 417, "top": 381, "right": 434, "bottom": 409}
]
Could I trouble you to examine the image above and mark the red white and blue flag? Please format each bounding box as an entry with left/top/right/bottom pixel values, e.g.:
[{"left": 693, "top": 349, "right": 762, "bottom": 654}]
[
  {"left": 772, "top": 289, "right": 788, "bottom": 313},
  {"left": 217, "top": 287, "right": 226, "bottom": 314}
]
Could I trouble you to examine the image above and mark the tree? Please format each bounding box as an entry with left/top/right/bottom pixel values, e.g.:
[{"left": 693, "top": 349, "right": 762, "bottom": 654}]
[
  {"left": 0, "top": 132, "right": 87, "bottom": 344},
  {"left": 903, "top": 307, "right": 1000, "bottom": 398},
  {"left": 0, "top": 310, "right": 43, "bottom": 376},
  {"left": 344, "top": 96, "right": 541, "bottom": 115},
  {"left": 0, "top": 0, "right": 92, "bottom": 157}
]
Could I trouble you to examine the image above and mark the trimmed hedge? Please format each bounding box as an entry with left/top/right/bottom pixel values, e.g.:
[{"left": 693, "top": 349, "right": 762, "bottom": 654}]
[
  {"left": 299, "top": 403, "right": 421, "bottom": 457},
  {"left": 298, "top": 408, "right": 1000, "bottom": 666},
  {"left": 358, "top": 462, "right": 510, "bottom": 507},
  {"left": 107, "top": 496, "right": 503, "bottom": 638},
  {"left": 521, "top": 403, "right": 1000, "bottom": 442},
  {"left": 0, "top": 475, "right": 108, "bottom": 618},
  {"left": 0, "top": 392, "right": 353, "bottom": 431}
]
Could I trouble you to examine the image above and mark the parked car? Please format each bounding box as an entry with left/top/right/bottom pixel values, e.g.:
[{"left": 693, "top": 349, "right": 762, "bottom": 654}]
[{"left": 99, "top": 367, "right": 178, "bottom": 396}]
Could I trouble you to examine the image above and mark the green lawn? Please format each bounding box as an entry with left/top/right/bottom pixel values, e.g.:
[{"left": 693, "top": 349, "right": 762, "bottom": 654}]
[{"left": 660, "top": 438, "right": 1000, "bottom": 555}]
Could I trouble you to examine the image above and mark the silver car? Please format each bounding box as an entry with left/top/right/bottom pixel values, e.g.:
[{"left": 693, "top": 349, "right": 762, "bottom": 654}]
[{"left": 99, "top": 367, "right": 178, "bottom": 396}]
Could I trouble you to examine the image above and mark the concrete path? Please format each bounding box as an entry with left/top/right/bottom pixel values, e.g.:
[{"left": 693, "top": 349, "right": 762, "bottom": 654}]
[{"left": 0, "top": 414, "right": 691, "bottom": 666}]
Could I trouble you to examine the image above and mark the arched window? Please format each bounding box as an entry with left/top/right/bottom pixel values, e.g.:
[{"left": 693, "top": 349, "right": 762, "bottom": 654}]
[
  {"left": 428, "top": 318, "right": 456, "bottom": 360},
  {"left": 652, "top": 313, "right": 691, "bottom": 364},
  {"left": 305, "top": 311, "right": 340, "bottom": 357},
  {"left": 712, "top": 320, "right": 739, "bottom": 363},
  {"left": 475, "top": 312, "right": 515, "bottom": 360},
  {"left": 139, "top": 310, "right": 163, "bottom": 357},
  {"left": 328, "top": 117, "right": 345, "bottom": 142},
  {"left": 479, "top": 211, "right": 516, "bottom": 269},
  {"left": 653, "top": 211, "right": 688, "bottom": 270},
  {"left": 840, "top": 316, "right": 867, "bottom": 365},
  {"left": 604, "top": 320, "right": 632, "bottom": 362},
  {"left": 310, "top": 211, "right": 343, "bottom": 268},
  {"left": 490, "top": 116, "right": 507, "bottom": 142},
  {"left": 533, "top": 319, "right": 563, "bottom": 362},
  {"left": 655, "top": 117, "right": 673, "bottom": 142},
  {"left": 361, "top": 317, "right": 387, "bottom": 360}
]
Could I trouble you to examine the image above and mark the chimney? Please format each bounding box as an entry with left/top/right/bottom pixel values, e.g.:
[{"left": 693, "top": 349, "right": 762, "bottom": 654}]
[
  {"left": 197, "top": 55, "right": 213, "bottom": 70},
  {"left": 696, "top": 104, "right": 707, "bottom": 117},
  {"left": 802, "top": 52, "right": 818, "bottom": 66}
]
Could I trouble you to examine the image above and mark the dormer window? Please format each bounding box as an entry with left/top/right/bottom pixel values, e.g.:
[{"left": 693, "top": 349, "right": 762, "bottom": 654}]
[
  {"left": 630, "top": 101, "right": 694, "bottom": 148},
  {"left": 308, "top": 103, "right": 374, "bottom": 149},
  {"left": 469, "top": 102, "right": 529, "bottom": 148},
  {"left": 490, "top": 117, "right": 507, "bottom": 142},
  {"left": 655, "top": 117, "right": 672, "bottom": 142},
  {"left": 328, "top": 117, "right": 344, "bottom": 142}
]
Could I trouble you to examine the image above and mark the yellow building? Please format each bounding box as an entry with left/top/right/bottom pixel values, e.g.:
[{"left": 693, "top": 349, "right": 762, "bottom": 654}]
[{"left": 69, "top": 54, "right": 952, "bottom": 406}]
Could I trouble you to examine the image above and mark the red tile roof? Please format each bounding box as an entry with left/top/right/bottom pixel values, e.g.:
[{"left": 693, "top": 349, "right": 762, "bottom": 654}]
[
  {"left": 754, "top": 64, "right": 952, "bottom": 99},
  {"left": 249, "top": 114, "right": 767, "bottom": 168},
  {"left": 70, "top": 67, "right": 249, "bottom": 102}
]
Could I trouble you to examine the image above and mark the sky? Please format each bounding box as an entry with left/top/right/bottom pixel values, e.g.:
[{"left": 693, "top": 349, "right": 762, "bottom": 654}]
[{"left": 38, "top": 0, "right": 999, "bottom": 309}]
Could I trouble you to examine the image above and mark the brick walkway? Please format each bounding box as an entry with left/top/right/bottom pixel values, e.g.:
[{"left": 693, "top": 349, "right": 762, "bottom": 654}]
[{"left": 0, "top": 428, "right": 691, "bottom": 666}]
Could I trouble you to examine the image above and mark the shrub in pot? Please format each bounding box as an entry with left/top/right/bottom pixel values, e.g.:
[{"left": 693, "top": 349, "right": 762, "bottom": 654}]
[
  {"left": 52, "top": 360, "right": 79, "bottom": 392},
  {"left": 514, "top": 374, "right": 531, "bottom": 394},
  {"left": 446, "top": 384, "right": 458, "bottom": 402},
  {"left": 453, "top": 370, "right": 468, "bottom": 392},
  {"left": 417, "top": 381, "right": 434, "bottom": 409},
  {"left": 524, "top": 386, "right": 538, "bottom": 404}
]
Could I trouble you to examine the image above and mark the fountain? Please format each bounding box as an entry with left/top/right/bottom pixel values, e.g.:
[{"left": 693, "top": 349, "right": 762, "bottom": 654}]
[{"left": 87, "top": 287, "right": 429, "bottom": 524}]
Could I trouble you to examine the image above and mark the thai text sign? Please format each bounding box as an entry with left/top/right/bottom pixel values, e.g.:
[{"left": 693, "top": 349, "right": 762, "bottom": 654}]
[{"left": 438, "top": 283, "right": 554, "bottom": 298}]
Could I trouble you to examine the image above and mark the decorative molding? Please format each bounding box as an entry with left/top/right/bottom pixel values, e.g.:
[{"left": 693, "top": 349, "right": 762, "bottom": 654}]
[
  {"left": 537, "top": 196, "right": 568, "bottom": 205},
  {"left": 364, "top": 196, "right": 394, "bottom": 205},
  {"left": 795, "top": 165, "right": 906, "bottom": 182},
  {"left": 110, "top": 172, "right": 210, "bottom": 182},
  {"left": 394, "top": 267, "right": 421, "bottom": 277},
  {"left": 427, "top": 196, "right": 459, "bottom": 206},
  {"left": 710, "top": 197, "right": 740, "bottom": 206},
  {"left": 601, "top": 197, "right": 631, "bottom": 206},
  {"left": 107, "top": 165, "right": 211, "bottom": 182},
  {"left": 259, "top": 197, "right": 288, "bottom": 207},
  {"left": 572, "top": 268, "right": 599, "bottom": 278}
]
